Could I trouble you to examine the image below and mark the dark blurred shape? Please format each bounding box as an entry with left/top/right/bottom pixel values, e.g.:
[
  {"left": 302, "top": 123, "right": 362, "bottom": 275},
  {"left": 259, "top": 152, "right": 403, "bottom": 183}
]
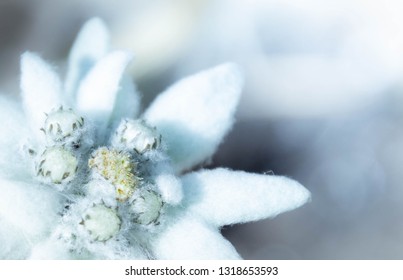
[{"left": 0, "top": 1, "right": 31, "bottom": 49}]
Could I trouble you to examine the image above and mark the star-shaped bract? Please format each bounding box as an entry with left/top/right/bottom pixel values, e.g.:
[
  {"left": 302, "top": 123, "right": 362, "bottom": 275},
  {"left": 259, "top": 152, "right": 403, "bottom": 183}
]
[{"left": 0, "top": 18, "right": 310, "bottom": 259}]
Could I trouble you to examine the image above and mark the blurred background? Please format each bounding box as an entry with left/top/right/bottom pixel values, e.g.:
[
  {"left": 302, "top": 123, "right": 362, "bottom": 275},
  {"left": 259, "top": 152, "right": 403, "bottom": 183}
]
[{"left": 1, "top": 0, "right": 403, "bottom": 259}]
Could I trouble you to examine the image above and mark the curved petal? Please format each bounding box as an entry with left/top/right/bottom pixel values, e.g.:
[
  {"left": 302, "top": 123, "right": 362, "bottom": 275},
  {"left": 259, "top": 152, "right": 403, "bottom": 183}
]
[
  {"left": 65, "top": 17, "right": 110, "bottom": 102},
  {"left": 109, "top": 74, "right": 141, "bottom": 123},
  {"left": 150, "top": 213, "right": 241, "bottom": 259},
  {"left": 150, "top": 159, "right": 183, "bottom": 205},
  {"left": 76, "top": 51, "right": 134, "bottom": 140},
  {"left": 0, "top": 178, "right": 64, "bottom": 243},
  {"left": 0, "top": 218, "right": 31, "bottom": 259},
  {"left": 144, "top": 63, "right": 243, "bottom": 173},
  {"left": 0, "top": 96, "right": 31, "bottom": 178},
  {"left": 154, "top": 172, "right": 183, "bottom": 205},
  {"left": 181, "top": 168, "right": 311, "bottom": 227},
  {"left": 20, "top": 52, "right": 62, "bottom": 141}
]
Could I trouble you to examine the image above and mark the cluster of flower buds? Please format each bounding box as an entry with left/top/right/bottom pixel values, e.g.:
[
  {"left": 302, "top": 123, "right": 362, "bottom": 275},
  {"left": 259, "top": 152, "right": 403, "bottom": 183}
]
[
  {"left": 33, "top": 113, "right": 166, "bottom": 242},
  {"left": 80, "top": 119, "right": 164, "bottom": 242},
  {"left": 112, "top": 119, "right": 164, "bottom": 226},
  {"left": 35, "top": 107, "right": 85, "bottom": 185}
]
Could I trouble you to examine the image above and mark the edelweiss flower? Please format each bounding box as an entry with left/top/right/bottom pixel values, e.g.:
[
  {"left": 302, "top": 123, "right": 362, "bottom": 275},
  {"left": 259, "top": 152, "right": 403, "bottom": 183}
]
[{"left": 0, "top": 18, "right": 310, "bottom": 259}]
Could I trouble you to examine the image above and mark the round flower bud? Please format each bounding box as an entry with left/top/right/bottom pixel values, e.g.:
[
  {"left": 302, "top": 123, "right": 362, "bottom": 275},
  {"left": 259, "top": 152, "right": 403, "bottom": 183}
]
[
  {"left": 130, "top": 189, "right": 163, "bottom": 225},
  {"left": 88, "top": 147, "right": 139, "bottom": 201},
  {"left": 43, "top": 107, "right": 84, "bottom": 142},
  {"left": 81, "top": 204, "right": 121, "bottom": 242},
  {"left": 36, "top": 146, "right": 78, "bottom": 184},
  {"left": 112, "top": 119, "right": 161, "bottom": 154}
]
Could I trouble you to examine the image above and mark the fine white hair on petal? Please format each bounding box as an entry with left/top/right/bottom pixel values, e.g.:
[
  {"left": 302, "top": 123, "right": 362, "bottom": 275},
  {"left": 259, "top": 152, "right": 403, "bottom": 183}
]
[
  {"left": 0, "top": 178, "right": 64, "bottom": 243},
  {"left": 0, "top": 218, "right": 32, "bottom": 259},
  {"left": 29, "top": 238, "right": 78, "bottom": 260},
  {"left": 64, "top": 17, "right": 110, "bottom": 102},
  {"left": 76, "top": 51, "right": 134, "bottom": 140},
  {"left": 109, "top": 74, "right": 141, "bottom": 123},
  {"left": 154, "top": 173, "right": 183, "bottom": 205},
  {"left": 20, "top": 52, "right": 63, "bottom": 141},
  {"left": 181, "top": 168, "right": 311, "bottom": 227},
  {"left": 0, "top": 96, "right": 31, "bottom": 178},
  {"left": 151, "top": 213, "right": 241, "bottom": 260},
  {"left": 144, "top": 63, "right": 244, "bottom": 173}
]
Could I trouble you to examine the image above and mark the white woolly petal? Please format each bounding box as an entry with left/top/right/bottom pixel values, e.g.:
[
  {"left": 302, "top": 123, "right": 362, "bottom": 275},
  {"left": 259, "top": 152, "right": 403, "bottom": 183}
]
[
  {"left": 151, "top": 213, "right": 241, "bottom": 259},
  {"left": 110, "top": 74, "right": 141, "bottom": 122},
  {"left": 0, "top": 218, "right": 31, "bottom": 259},
  {"left": 0, "top": 96, "right": 31, "bottom": 178},
  {"left": 154, "top": 173, "right": 183, "bottom": 205},
  {"left": 65, "top": 17, "right": 110, "bottom": 101},
  {"left": 182, "top": 168, "right": 311, "bottom": 227},
  {"left": 29, "top": 238, "right": 77, "bottom": 260},
  {"left": 76, "top": 51, "right": 133, "bottom": 138},
  {"left": 144, "top": 63, "right": 243, "bottom": 173},
  {"left": 21, "top": 52, "right": 62, "bottom": 140},
  {"left": 0, "top": 178, "right": 63, "bottom": 242}
]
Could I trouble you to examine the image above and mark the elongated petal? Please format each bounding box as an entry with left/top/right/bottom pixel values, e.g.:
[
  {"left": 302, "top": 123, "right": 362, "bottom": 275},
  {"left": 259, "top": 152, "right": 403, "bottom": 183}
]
[
  {"left": 150, "top": 159, "right": 183, "bottom": 205},
  {"left": 21, "top": 52, "right": 62, "bottom": 140},
  {"left": 0, "top": 178, "right": 64, "bottom": 242},
  {"left": 144, "top": 63, "right": 243, "bottom": 173},
  {"left": 0, "top": 96, "right": 31, "bottom": 178},
  {"left": 154, "top": 172, "right": 183, "bottom": 205},
  {"left": 109, "top": 74, "right": 141, "bottom": 122},
  {"left": 76, "top": 51, "right": 133, "bottom": 139},
  {"left": 65, "top": 17, "right": 110, "bottom": 102},
  {"left": 151, "top": 213, "right": 241, "bottom": 259},
  {"left": 181, "top": 168, "right": 311, "bottom": 227}
]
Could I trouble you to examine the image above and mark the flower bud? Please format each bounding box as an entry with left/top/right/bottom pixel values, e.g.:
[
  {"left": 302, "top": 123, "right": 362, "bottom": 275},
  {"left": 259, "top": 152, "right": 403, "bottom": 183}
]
[
  {"left": 130, "top": 189, "right": 163, "bottom": 225},
  {"left": 36, "top": 146, "right": 78, "bottom": 184},
  {"left": 112, "top": 119, "right": 161, "bottom": 154},
  {"left": 81, "top": 204, "right": 121, "bottom": 242},
  {"left": 43, "top": 107, "right": 84, "bottom": 142}
]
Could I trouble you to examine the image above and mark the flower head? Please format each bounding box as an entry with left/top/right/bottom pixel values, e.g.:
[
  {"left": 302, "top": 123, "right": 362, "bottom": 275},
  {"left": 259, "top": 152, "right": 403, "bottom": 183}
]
[
  {"left": 36, "top": 146, "right": 78, "bottom": 184},
  {"left": 0, "top": 18, "right": 310, "bottom": 259},
  {"left": 88, "top": 147, "right": 139, "bottom": 201},
  {"left": 43, "top": 106, "right": 84, "bottom": 143}
]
